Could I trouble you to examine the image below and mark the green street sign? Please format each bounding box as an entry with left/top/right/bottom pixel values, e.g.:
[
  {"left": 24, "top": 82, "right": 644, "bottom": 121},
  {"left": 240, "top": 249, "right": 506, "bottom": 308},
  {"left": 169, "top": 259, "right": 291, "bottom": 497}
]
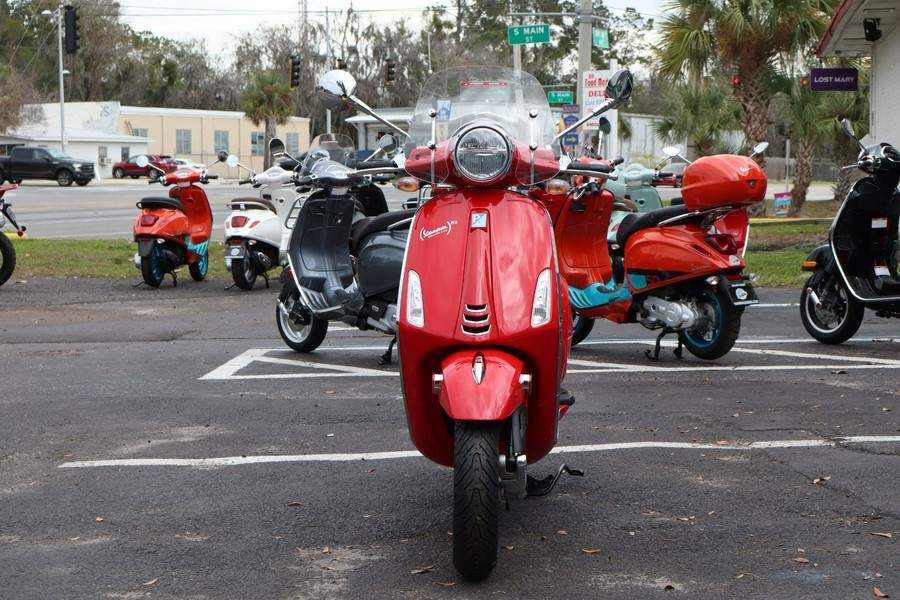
[
  {"left": 548, "top": 91, "right": 574, "bottom": 104},
  {"left": 508, "top": 24, "right": 550, "bottom": 45},
  {"left": 592, "top": 28, "right": 609, "bottom": 48}
]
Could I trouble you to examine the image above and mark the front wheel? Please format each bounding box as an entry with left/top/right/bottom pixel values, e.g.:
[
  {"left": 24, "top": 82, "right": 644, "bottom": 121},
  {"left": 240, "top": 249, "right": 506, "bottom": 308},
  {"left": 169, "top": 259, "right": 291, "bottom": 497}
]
[
  {"left": 0, "top": 234, "right": 16, "bottom": 286},
  {"left": 453, "top": 420, "right": 500, "bottom": 581},
  {"left": 56, "top": 170, "right": 73, "bottom": 186},
  {"left": 571, "top": 313, "right": 595, "bottom": 346},
  {"left": 230, "top": 258, "right": 257, "bottom": 290},
  {"left": 276, "top": 285, "right": 328, "bottom": 352},
  {"left": 113, "top": 167, "right": 125, "bottom": 179},
  {"left": 679, "top": 287, "right": 742, "bottom": 360},
  {"left": 800, "top": 273, "right": 864, "bottom": 344},
  {"left": 189, "top": 248, "right": 209, "bottom": 281}
]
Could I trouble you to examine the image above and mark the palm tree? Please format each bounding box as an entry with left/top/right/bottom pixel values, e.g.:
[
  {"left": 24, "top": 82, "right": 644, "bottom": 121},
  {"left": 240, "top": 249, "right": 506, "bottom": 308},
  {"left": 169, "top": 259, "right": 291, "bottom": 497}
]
[
  {"left": 241, "top": 71, "right": 295, "bottom": 169},
  {"left": 784, "top": 78, "right": 830, "bottom": 216},
  {"left": 654, "top": 81, "right": 742, "bottom": 157},
  {"left": 656, "top": 0, "right": 837, "bottom": 165}
]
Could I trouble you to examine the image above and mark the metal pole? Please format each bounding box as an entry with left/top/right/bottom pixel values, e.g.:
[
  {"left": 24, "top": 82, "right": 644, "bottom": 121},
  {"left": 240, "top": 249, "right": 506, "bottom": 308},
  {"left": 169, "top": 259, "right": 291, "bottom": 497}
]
[
  {"left": 56, "top": 7, "right": 66, "bottom": 151},
  {"left": 325, "top": 8, "right": 331, "bottom": 134},
  {"left": 576, "top": 0, "right": 591, "bottom": 124}
]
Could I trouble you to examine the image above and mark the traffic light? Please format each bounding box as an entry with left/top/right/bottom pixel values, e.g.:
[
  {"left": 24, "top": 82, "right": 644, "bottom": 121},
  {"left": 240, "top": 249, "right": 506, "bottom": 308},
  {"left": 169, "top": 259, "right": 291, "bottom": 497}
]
[
  {"left": 384, "top": 59, "right": 396, "bottom": 85},
  {"left": 800, "top": 76, "right": 809, "bottom": 87},
  {"left": 731, "top": 76, "right": 740, "bottom": 95},
  {"left": 337, "top": 59, "right": 347, "bottom": 70},
  {"left": 64, "top": 5, "right": 80, "bottom": 54},
  {"left": 289, "top": 54, "right": 301, "bottom": 89}
]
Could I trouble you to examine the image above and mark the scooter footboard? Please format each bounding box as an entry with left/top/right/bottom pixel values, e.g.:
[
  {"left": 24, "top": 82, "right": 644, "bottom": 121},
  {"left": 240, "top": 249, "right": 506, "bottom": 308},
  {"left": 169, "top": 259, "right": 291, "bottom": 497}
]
[{"left": 437, "top": 349, "right": 526, "bottom": 421}]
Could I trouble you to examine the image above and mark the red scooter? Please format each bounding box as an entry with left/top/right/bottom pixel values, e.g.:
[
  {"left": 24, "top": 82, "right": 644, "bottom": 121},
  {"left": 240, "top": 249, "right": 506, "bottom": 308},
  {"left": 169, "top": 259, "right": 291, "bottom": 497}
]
[
  {"left": 132, "top": 152, "right": 229, "bottom": 287},
  {"left": 546, "top": 144, "right": 767, "bottom": 360},
  {"left": 317, "top": 66, "right": 633, "bottom": 579}
]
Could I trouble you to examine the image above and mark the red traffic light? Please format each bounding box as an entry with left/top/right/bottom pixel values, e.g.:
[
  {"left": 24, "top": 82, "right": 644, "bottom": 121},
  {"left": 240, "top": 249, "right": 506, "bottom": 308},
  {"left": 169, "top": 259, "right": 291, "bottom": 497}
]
[
  {"left": 732, "top": 77, "right": 740, "bottom": 85},
  {"left": 800, "top": 77, "right": 808, "bottom": 86}
]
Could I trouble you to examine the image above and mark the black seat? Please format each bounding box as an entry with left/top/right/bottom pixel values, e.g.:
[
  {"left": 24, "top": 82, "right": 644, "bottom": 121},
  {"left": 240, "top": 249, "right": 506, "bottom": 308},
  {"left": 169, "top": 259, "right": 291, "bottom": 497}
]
[
  {"left": 137, "top": 197, "right": 184, "bottom": 212},
  {"left": 615, "top": 204, "right": 692, "bottom": 247},
  {"left": 350, "top": 209, "right": 416, "bottom": 254}
]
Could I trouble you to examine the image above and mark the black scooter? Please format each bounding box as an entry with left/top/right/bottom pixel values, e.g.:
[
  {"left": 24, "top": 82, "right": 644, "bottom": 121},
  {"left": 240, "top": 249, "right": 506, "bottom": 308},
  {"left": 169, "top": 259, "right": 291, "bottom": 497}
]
[
  {"left": 271, "top": 137, "right": 414, "bottom": 363},
  {"left": 0, "top": 183, "right": 26, "bottom": 287},
  {"left": 800, "top": 119, "right": 900, "bottom": 343}
]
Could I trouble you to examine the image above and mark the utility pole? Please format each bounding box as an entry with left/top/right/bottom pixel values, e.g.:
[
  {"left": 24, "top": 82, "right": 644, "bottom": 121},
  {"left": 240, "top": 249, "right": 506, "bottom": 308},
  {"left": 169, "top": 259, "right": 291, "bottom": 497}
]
[
  {"left": 575, "top": 0, "right": 592, "bottom": 115},
  {"left": 42, "top": 7, "right": 66, "bottom": 151}
]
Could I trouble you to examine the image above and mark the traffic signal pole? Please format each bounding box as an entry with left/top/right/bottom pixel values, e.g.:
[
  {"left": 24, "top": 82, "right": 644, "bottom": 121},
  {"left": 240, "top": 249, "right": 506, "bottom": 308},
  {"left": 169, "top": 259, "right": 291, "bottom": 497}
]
[{"left": 55, "top": 8, "right": 66, "bottom": 151}]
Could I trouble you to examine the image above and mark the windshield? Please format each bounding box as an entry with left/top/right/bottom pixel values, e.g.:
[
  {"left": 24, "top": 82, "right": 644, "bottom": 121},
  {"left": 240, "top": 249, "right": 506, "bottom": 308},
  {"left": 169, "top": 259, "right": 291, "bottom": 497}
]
[
  {"left": 300, "top": 133, "right": 357, "bottom": 179},
  {"left": 405, "top": 66, "right": 560, "bottom": 184}
]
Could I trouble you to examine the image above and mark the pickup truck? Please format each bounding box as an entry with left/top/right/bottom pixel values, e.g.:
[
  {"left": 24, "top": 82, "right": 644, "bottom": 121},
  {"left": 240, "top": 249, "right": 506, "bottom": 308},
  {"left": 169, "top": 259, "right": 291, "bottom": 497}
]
[{"left": 0, "top": 146, "right": 95, "bottom": 186}]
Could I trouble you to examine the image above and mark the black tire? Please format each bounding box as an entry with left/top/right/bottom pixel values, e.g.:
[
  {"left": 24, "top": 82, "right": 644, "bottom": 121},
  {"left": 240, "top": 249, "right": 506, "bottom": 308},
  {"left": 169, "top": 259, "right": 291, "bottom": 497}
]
[
  {"left": 679, "top": 287, "right": 742, "bottom": 360},
  {"left": 189, "top": 248, "right": 209, "bottom": 281},
  {"left": 453, "top": 420, "right": 500, "bottom": 581},
  {"left": 230, "top": 258, "right": 257, "bottom": 290},
  {"left": 75, "top": 180, "right": 88, "bottom": 186},
  {"left": 800, "top": 273, "right": 864, "bottom": 344},
  {"left": 571, "top": 313, "right": 595, "bottom": 346},
  {"left": 0, "top": 169, "right": 5, "bottom": 184},
  {"left": 113, "top": 168, "right": 125, "bottom": 179},
  {"left": 130, "top": 175, "right": 140, "bottom": 179},
  {"left": 0, "top": 233, "right": 16, "bottom": 287},
  {"left": 140, "top": 245, "right": 165, "bottom": 287},
  {"left": 56, "top": 170, "right": 73, "bottom": 187},
  {"left": 276, "top": 285, "right": 328, "bottom": 352},
  {"left": 148, "top": 170, "right": 160, "bottom": 182}
]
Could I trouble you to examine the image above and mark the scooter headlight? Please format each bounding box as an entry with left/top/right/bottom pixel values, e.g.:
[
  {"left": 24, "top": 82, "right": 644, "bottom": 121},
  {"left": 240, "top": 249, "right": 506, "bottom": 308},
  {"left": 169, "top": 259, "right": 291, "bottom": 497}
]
[
  {"left": 405, "top": 270, "right": 425, "bottom": 327},
  {"left": 531, "top": 269, "right": 552, "bottom": 327},
  {"left": 452, "top": 126, "right": 511, "bottom": 184}
]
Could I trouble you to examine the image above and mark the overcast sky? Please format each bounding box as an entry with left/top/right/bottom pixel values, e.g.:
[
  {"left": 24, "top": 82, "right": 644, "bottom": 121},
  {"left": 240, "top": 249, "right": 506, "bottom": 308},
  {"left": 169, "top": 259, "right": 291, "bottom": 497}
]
[{"left": 118, "top": 0, "right": 667, "bottom": 55}]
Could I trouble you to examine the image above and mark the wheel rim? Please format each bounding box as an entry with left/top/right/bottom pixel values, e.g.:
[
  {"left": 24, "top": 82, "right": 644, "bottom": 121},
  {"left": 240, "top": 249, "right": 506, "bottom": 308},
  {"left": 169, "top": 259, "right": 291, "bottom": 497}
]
[
  {"left": 58, "top": 172, "right": 71, "bottom": 185},
  {"left": 279, "top": 294, "right": 314, "bottom": 343},
  {"left": 683, "top": 290, "right": 722, "bottom": 348},
  {"left": 197, "top": 252, "right": 208, "bottom": 276},
  {"left": 147, "top": 246, "right": 164, "bottom": 282},
  {"left": 805, "top": 283, "right": 850, "bottom": 334}
]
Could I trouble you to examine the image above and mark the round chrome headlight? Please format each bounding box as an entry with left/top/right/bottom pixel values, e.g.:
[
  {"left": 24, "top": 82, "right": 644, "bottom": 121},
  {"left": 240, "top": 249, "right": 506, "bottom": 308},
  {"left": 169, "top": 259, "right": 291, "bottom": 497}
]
[{"left": 452, "top": 126, "right": 511, "bottom": 183}]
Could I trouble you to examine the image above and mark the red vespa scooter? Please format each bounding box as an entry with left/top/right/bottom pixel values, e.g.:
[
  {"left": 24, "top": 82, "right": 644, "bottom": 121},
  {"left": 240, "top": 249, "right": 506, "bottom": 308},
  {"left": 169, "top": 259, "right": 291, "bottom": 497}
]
[
  {"left": 316, "top": 66, "right": 633, "bottom": 580},
  {"left": 132, "top": 152, "right": 230, "bottom": 287}
]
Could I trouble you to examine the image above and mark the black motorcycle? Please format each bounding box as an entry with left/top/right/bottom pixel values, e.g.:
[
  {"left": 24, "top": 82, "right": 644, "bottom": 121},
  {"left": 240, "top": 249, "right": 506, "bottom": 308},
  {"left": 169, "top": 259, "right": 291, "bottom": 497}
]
[
  {"left": 800, "top": 119, "right": 900, "bottom": 343},
  {"left": 271, "top": 137, "right": 413, "bottom": 363},
  {"left": 0, "top": 183, "right": 26, "bottom": 287}
]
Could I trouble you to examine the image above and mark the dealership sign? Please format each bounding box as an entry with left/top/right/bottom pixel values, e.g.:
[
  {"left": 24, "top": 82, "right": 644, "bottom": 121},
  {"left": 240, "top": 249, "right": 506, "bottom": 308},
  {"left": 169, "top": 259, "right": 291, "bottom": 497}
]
[{"left": 810, "top": 67, "right": 858, "bottom": 92}]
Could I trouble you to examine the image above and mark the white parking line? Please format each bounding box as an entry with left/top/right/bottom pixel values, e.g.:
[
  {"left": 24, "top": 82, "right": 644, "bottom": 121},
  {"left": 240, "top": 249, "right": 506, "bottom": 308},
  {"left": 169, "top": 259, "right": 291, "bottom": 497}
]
[{"left": 59, "top": 435, "right": 900, "bottom": 469}]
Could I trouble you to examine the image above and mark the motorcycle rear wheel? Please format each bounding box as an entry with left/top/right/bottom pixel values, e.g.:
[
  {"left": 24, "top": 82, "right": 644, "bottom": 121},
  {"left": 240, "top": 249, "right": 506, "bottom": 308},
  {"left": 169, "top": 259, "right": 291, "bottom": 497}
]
[
  {"left": 678, "top": 287, "right": 742, "bottom": 360},
  {"left": 230, "top": 258, "right": 257, "bottom": 290},
  {"left": 276, "top": 285, "right": 328, "bottom": 352},
  {"left": 140, "top": 245, "right": 165, "bottom": 287},
  {"left": 800, "top": 274, "right": 864, "bottom": 344},
  {"left": 571, "top": 313, "right": 595, "bottom": 346},
  {"left": 0, "top": 233, "right": 16, "bottom": 286},
  {"left": 453, "top": 420, "right": 500, "bottom": 581},
  {"left": 189, "top": 249, "right": 209, "bottom": 282}
]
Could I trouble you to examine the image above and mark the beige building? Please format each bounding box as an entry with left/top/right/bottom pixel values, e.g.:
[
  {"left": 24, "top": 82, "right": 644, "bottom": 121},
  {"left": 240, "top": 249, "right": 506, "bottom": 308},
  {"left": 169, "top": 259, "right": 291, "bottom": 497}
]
[{"left": 5, "top": 101, "right": 310, "bottom": 179}]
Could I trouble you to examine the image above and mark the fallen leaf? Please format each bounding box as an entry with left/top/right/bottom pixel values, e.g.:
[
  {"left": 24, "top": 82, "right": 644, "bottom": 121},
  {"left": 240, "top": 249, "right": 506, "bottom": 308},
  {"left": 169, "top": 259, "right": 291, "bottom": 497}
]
[
  {"left": 142, "top": 578, "right": 159, "bottom": 586},
  {"left": 287, "top": 501, "right": 302, "bottom": 507},
  {"left": 832, "top": 369, "right": 848, "bottom": 375},
  {"left": 411, "top": 565, "right": 434, "bottom": 575},
  {"left": 68, "top": 537, "right": 81, "bottom": 541},
  {"left": 812, "top": 476, "right": 832, "bottom": 485},
  {"left": 581, "top": 548, "right": 603, "bottom": 554},
  {"left": 322, "top": 546, "right": 331, "bottom": 554},
  {"left": 439, "top": 582, "right": 457, "bottom": 587},
  {"left": 792, "top": 557, "right": 810, "bottom": 564},
  {"left": 95, "top": 516, "right": 104, "bottom": 522},
  {"left": 557, "top": 530, "right": 567, "bottom": 535},
  {"left": 874, "top": 587, "right": 888, "bottom": 598},
  {"left": 871, "top": 532, "right": 893, "bottom": 539},
  {"left": 503, "top": 545, "right": 515, "bottom": 550}
]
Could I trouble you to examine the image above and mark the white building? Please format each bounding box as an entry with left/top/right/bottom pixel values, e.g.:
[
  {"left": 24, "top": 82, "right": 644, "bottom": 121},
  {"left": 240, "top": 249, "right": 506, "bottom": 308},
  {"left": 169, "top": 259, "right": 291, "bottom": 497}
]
[{"left": 818, "top": 0, "right": 900, "bottom": 143}]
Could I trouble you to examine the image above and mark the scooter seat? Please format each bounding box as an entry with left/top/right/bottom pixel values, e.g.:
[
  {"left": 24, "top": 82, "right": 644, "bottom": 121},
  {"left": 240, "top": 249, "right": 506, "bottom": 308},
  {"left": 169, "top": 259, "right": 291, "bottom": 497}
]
[
  {"left": 350, "top": 209, "right": 416, "bottom": 255},
  {"left": 138, "top": 197, "right": 184, "bottom": 212},
  {"left": 227, "top": 197, "right": 278, "bottom": 213},
  {"left": 615, "top": 204, "right": 692, "bottom": 247}
]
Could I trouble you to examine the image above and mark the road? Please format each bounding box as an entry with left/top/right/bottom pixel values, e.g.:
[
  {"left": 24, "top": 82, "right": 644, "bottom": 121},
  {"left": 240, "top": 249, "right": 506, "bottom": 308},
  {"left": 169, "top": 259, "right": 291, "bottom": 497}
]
[{"left": 0, "top": 279, "right": 897, "bottom": 599}]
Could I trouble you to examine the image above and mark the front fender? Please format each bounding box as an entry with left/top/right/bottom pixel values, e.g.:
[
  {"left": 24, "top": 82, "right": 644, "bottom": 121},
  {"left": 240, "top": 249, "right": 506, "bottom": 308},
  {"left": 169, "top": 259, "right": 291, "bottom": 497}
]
[
  {"left": 438, "top": 349, "right": 526, "bottom": 421},
  {"left": 802, "top": 244, "right": 833, "bottom": 272}
]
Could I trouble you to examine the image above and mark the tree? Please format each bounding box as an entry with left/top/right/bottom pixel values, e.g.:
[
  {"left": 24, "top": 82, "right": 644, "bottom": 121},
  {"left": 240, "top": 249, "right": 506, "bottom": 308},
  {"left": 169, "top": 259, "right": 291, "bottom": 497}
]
[
  {"left": 241, "top": 71, "right": 294, "bottom": 169},
  {"left": 820, "top": 86, "right": 869, "bottom": 204},
  {"left": 656, "top": 0, "right": 837, "bottom": 165},
  {"left": 782, "top": 76, "right": 831, "bottom": 216},
  {"left": 654, "top": 80, "right": 742, "bottom": 157}
]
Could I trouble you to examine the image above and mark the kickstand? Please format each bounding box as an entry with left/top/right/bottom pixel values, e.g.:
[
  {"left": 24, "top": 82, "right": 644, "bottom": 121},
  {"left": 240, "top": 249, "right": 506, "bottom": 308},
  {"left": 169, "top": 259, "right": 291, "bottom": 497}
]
[
  {"left": 526, "top": 464, "right": 584, "bottom": 498},
  {"left": 224, "top": 282, "right": 236, "bottom": 290},
  {"left": 262, "top": 272, "right": 270, "bottom": 289},
  {"left": 377, "top": 336, "right": 397, "bottom": 366},
  {"left": 170, "top": 271, "right": 178, "bottom": 287},
  {"left": 644, "top": 328, "right": 682, "bottom": 361}
]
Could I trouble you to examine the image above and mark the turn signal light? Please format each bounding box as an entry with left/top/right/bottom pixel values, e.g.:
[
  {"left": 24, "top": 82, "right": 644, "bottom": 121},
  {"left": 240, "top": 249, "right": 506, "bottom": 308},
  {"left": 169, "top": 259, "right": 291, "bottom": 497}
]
[
  {"left": 394, "top": 176, "right": 420, "bottom": 192},
  {"left": 230, "top": 216, "right": 249, "bottom": 228},
  {"left": 139, "top": 214, "right": 159, "bottom": 227},
  {"left": 544, "top": 178, "right": 570, "bottom": 195},
  {"left": 705, "top": 233, "right": 738, "bottom": 255},
  {"left": 802, "top": 260, "right": 817, "bottom": 268}
]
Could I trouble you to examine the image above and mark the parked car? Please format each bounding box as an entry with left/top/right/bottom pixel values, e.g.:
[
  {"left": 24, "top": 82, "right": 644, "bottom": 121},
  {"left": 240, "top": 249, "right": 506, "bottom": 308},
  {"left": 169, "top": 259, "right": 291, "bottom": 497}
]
[
  {"left": 652, "top": 162, "right": 687, "bottom": 187},
  {"left": 172, "top": 158, "right": 204, "bottom": 170},
  {"left": 0, "top": 146, "right": 95, "bottom": 186},
  {"left": 112, "top": 155, "right": 177, "bottom": 180}
]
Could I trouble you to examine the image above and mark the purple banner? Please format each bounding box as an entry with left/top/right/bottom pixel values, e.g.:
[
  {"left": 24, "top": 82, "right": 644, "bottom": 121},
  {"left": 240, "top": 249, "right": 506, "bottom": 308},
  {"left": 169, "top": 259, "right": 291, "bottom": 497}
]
[{"left": 810, "top": 67, "right": 858, "bottom": 92}]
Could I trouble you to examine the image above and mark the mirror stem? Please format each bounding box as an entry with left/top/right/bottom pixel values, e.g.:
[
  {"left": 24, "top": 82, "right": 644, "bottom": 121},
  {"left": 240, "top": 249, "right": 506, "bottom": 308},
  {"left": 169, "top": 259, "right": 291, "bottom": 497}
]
[{"left": 349, "top": 95, "right": 411, "bottom": 140}]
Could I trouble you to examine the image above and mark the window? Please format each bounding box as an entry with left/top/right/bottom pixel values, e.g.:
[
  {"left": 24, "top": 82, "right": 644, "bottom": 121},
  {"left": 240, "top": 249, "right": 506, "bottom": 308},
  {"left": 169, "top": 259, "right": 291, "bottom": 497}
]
[
  {"left": 251, "top": 132, "right": 265, "bottom": 156},
  {"left": 286, "top": 132, "right": 300, "bottom": 155},
  {"left": 176, "top": 129, "right": 192, "bottom": 154},
  {"left": 214, "top": 130, "right": 229, "bottom": 154},
  {"left": 121, "top": 147, "right": 130, "bottom": 161},
  {"left": 133, "top": 128, "right": 148, "bottom": 138}
]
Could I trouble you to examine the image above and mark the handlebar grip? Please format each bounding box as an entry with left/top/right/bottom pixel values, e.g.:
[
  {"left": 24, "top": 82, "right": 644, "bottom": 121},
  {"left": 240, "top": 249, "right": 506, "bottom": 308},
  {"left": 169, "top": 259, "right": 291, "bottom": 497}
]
[
  {"left": 206, "top": 175, "right": 219, "bottom": 180},
  {"left": 359, "top": 160, "right": 397, "bottom": 169},
  {"left": 657, "top": 171, "right": 673, "bottom": 178},
  {"left": 238, "top": 178, "right": 252, "bottom": 185},
  {"left": 570, "top": 162, "right": 611, "bottom": 174},
  {"left": 612, "top": 157, "right": 625, "bottom": 166}
]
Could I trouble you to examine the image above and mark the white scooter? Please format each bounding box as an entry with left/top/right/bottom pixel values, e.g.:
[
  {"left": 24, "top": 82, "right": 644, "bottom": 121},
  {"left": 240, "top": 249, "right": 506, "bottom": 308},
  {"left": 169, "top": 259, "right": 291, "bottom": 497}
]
[{"left": 224, "top": 165, "right": 301, "bottom": 289}]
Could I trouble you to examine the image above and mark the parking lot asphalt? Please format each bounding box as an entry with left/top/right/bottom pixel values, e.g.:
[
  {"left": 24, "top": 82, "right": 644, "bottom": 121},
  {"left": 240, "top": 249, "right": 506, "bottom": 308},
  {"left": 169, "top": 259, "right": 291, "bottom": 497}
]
[{"left": 0, "top": 279, "right": 897, "bottom": 599}]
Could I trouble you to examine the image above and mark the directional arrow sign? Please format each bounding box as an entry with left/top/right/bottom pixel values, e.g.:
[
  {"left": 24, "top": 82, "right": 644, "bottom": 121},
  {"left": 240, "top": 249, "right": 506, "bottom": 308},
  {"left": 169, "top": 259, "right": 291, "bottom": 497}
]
[{"left": 508, "top": 24, "right": 550, "bottom": 45}]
